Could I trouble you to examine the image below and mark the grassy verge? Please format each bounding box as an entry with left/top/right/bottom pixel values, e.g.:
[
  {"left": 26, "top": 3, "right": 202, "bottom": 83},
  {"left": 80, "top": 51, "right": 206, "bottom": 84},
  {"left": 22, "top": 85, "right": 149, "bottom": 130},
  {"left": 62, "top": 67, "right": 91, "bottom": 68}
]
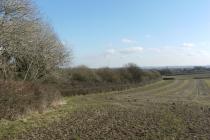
[
  {"left": 0, "top": 97, "right": 74, "bottom": 139},
  {"left": 0, "top": 89, "right": 124, "bottom": 139}
]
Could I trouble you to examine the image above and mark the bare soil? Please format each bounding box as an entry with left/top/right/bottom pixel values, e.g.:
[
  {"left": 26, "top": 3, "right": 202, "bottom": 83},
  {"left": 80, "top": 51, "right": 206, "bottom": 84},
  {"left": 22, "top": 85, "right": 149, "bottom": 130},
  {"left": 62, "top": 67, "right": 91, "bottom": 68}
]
[{"left": 2, "top": 79, "right": 210, "bottom": 140}]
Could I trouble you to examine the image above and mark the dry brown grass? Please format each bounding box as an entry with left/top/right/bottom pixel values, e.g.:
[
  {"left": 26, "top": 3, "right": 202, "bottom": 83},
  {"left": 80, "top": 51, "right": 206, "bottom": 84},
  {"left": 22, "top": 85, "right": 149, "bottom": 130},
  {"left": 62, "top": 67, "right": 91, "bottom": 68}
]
[
  {"left": 14, "top": 103, "right": 210, "bottom": 140},
  {"left": 2, "top": 78, "right": 210, "bottom": 139},
  {"left": 59, "top": 79, "right": 160, "bottom": 96},
  {"left": 0, "top": 81, "right": 62, "bottom": 120}
]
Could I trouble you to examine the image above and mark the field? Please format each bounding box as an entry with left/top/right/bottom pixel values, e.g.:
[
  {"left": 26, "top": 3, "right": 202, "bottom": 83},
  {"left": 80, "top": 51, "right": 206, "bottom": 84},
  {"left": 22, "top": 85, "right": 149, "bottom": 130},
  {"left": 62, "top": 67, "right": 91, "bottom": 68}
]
[
  {"left": 2, "top": 74, "right": 210, "bottom": 139},
  {"left": 163, "top": 73, "right": 210, "bottom": 80}
]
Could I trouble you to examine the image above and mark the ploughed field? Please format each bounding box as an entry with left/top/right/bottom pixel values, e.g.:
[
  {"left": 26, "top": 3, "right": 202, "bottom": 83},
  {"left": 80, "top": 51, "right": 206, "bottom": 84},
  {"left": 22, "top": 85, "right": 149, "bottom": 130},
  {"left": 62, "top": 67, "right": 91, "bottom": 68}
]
[{"left": 2, "top": 75, "right": 210, "bottom": 140}]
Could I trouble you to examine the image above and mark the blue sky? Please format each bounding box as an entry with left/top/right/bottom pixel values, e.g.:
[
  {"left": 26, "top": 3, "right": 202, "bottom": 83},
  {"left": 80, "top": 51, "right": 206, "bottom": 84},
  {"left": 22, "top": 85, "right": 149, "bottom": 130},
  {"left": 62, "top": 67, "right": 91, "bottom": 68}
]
[{"left": 35, "top": 0, "right": 210, "bottom": 68}]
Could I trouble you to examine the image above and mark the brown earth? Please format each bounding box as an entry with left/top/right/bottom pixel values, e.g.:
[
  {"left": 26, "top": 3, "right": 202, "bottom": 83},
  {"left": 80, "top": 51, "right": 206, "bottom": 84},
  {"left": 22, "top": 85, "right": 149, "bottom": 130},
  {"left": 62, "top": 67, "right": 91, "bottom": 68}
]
[{"left": 2, "top": 79, "right": 210, "bottom": 140}]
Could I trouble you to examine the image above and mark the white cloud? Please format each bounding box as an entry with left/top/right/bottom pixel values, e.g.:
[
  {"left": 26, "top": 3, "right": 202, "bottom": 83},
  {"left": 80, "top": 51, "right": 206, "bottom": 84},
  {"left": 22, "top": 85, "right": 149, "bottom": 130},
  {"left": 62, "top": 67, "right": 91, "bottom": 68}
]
[
  {"left": 75, "top": 42, "right": 210, "bottom": 68},
  {"left": 147, "top": 48, "right": 161, "bottom": 53},
  {"left": 121, "top": 38, "right": 137, "bottom": 44},
  {"left": 182, "top": 43, "right": 195, "bottom": 48},
  {"left": 105, "top": 46, "right": 144, "bottom": 56},
  {"left": 199, "top": 42, "right": 209, "bottom": 46},
  {"left": 119, "top": 47, "right": 144, "bottom": 54},
  {"left": 106, "top": 49, "right": 116, "bottom": 55}
]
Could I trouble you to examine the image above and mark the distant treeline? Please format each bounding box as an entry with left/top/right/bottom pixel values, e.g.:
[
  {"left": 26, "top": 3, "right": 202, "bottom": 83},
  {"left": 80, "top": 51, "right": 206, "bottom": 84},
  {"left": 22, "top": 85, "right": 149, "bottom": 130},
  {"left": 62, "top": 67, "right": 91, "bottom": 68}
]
[{"left": 158, "top": 66, "right": 210, "bottom": 76}]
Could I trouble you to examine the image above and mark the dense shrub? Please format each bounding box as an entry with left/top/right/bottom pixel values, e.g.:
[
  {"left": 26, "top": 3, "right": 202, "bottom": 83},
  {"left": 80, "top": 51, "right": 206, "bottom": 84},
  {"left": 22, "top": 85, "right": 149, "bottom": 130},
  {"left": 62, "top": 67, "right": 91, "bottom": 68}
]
[
  {"left": 0, "top": 81, "right": 62, "bottom": 120},
  {"left": 143, "top": 70, "right": 161, "bottom": 81},
  {"left": 43, "top": 64, "right": 162, "bottom": 96},
  {"left": 96, "top": 68, "right": 121, "bottom": 83},
  {"left": 45, "top": 64, "right": 161, "bottom": 86},
  {"left": 118, "top": 68, "right": 133, "bottom": 83},
  {"left": 124, "top": 63, "right": 144, "bottom": 83},
  {"left": 71, "top": 66, "right": 101, "bottom": 83}
]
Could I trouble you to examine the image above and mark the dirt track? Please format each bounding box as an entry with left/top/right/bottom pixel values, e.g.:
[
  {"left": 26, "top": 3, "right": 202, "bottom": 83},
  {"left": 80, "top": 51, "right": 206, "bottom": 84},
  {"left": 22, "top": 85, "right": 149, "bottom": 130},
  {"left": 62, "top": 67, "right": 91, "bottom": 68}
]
[{"left": 4, "top": 79, "right": 210, "bottom": 140}]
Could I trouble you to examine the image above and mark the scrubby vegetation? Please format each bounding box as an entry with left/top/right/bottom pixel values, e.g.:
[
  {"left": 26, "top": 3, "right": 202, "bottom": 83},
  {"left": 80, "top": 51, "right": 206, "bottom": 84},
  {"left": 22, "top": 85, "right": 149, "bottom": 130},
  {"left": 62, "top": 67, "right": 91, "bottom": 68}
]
[
  {"left": 0, "top": 0, "right": 69, "bottom": 120},
  {"left": 0, "top": 62, "right": 161, "bottom": 120},
  {"left": 51, "top": 64, "right": 161, "bottom": 85},
  {"left": 0, "top": 81, "right": 62, "bottom": 120},
  {"left": 45, "top": 64, "right": 161, "bottom": 96},
  {"left": 2, "top": 0, "right": 210, "bottom": 140},
  {"left": 0, "top": 0, "right": 161, "bottom": 121}
]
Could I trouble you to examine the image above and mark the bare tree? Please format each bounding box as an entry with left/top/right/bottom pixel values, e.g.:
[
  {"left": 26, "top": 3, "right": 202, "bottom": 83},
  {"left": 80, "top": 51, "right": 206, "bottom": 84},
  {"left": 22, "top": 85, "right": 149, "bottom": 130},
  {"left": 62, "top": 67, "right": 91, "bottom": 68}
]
[{"left": 0, "top": 0, "right": 70, "bottom": 81}]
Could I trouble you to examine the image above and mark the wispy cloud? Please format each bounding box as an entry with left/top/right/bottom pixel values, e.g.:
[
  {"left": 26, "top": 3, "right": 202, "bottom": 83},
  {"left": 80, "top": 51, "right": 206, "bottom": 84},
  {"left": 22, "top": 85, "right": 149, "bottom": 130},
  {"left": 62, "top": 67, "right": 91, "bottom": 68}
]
[
  {"left": 105, "top": 46, "right": 144, "bottom": 56},
  {"left": 147, "top": 48, "right": 161, "bottom": 53},
  {"left": 77, "top": 42, "right": 210, "bottom": 68},
  {"left": 106, "top": 49, "right": 116, "bottom": 55},
  {"left": 199, "top": 42, "right": 209, "bottom": 46},
  {"left": 182, "top": 42, "right": 195, "bottom": 48},
  {"left": 119, "top": 47, "right": 143, "bottom": 54},
  {"left": 121, "top": 38, "right": 137, "bottom": 44}
]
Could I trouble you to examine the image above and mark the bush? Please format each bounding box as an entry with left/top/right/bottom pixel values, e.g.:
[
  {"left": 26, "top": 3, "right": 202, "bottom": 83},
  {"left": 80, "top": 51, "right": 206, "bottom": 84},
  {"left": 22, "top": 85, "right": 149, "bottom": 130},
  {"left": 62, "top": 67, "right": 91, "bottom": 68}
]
[
  {"left": 42, "top": 63, "right": 161, "bottom": 97},
  {"left": 124, "top": 63, "right": 144, "bottom": 83},
  {"left": 143, "top": 70, "right": 161, "bottom": 81},
  {"left": 71, "top": 66, "right": 101, "bottom": 83},
  {"left": 96, "top": 68, "right": 121, "bottom": 83},
  {"left": 0, "top": 81, "right": 62, "bottom": 120}
]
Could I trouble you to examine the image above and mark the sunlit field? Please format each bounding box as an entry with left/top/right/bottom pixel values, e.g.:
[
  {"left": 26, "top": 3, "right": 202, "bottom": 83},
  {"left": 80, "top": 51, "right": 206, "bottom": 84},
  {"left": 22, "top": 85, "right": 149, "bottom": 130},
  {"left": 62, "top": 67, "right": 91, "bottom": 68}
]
[
  {"left": 1, "top": 0, "right": 210, "bottom": 139},
  {"left": 1, "top": 74, "right": 210, "bottom": 139}
]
